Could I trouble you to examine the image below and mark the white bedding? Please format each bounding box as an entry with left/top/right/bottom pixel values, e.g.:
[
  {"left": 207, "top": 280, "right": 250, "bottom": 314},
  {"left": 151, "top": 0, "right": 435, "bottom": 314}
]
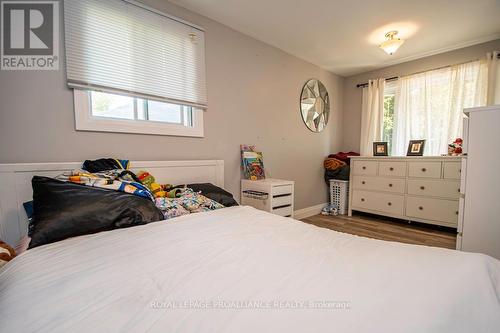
[{"left": 1, "top": 206, "right": 499, "bottom": 332}]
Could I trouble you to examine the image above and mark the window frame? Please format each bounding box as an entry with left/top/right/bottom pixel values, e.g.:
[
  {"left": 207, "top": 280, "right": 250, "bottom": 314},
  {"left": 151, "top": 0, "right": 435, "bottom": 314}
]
[
  {"left": 73, "top": 89, "right": 204, "bottom": 137},
  {"left": 382, "top": 81, "right": 398, "bottom": 153}
]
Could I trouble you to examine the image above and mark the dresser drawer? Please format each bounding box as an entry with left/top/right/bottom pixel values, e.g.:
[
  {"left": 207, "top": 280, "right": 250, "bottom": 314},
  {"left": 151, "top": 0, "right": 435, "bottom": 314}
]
[
  {"left": 443, "top": 162, "right": 461, "bottom": 179},
  {"left": 352, "top": 190, "right": 404, "bottom": 215},
  {"left": 272, "top": 184, "right": 293, "bottom": 196},
  {"left": 379, "top": 162, "right": 407, "bottom": 177},
  {"left": 408, "top": 162, "right": 441, "bottom": 178},
  {"left": 352, "top": 161, "right": 378, "bottom": 176},
  {"left": 407, "top": 179, "right": 460, "bottom": 199},
  {"left": 272, "top": 205, "right": 293, "bottom": 217},
  {"left": 352, "top": 176, "right": 405, "bottom": 194},
  {"left": 406, "top": 196, "right": 459, "bottom": 225}
]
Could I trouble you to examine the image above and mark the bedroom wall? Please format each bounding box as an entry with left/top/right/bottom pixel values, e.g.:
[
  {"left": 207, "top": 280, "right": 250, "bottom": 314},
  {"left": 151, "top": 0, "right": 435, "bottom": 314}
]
[
  {"left": 342, "top": 39, "right": 500, "bottom": 152},
  {"left": 0, "top": 0, "right": 344, "bottom": 210}
]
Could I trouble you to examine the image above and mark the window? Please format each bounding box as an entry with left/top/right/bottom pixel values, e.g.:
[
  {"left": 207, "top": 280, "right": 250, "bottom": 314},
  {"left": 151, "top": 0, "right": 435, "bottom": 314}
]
[
  {"left": 382, "top": 82, "right": 397, "bottom": 154},
  {"left": 90, "top": 91, "right": 192, "bottom": 125},
  {"left": 74, "top": 90, "right": 203, "bottom": 137},
  {"left": 65, "top": 0, "right": 207, "bottom": 137},
  {"left": 383, "top": 60, "right": 487, "bottom": 155}
]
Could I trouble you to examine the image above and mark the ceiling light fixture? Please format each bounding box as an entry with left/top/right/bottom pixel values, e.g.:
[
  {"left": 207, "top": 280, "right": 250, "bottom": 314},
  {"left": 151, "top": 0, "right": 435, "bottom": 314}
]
[{"left": 379, "top": 31, "right": 404, "bottom": 55}]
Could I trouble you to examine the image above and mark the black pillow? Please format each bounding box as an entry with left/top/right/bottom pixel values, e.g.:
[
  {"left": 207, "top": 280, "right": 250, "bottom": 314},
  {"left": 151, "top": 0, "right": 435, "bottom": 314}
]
[
  {"left": 29, "top": 176, "right": 164, "bottom": 248},
  {"left": 177, "top": 183, "right": 238, "bottom": 207}
]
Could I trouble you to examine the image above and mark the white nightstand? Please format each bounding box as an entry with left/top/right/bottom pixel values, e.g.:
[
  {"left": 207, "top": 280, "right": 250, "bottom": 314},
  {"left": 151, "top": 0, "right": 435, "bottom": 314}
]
[{"left": 241, "top": 179, "right": 295, "bottom": 217}]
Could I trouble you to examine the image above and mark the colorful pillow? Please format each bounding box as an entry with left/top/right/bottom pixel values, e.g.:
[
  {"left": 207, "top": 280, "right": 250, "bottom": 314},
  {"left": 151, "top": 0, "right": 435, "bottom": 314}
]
[
  {"left": 178, "top": 189, "right": 225, "bottom": 211},
  {"left": 183, "top": 183, "right": 238, "bottom": 207},
  {"left": 155, "top": 198, "right": 190, "bottom": 219},
  {"left": 0, "top": 240, "right": 16, "bottom": 268},
  {"left": 155, "top": 189, "right": 224, "bottom": 219}
]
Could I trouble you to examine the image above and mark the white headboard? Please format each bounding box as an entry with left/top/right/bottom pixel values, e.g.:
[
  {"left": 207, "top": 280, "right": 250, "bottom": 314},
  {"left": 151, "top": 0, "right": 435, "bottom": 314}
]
[{"left": 0, "top": 160, "right": 224, "bottom": 247}]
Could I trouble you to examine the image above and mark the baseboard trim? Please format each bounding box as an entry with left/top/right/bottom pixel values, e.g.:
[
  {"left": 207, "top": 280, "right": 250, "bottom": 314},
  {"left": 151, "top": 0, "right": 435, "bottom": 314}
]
[{"left": 294, "top": 203, "right": 327, "bottom": 220}]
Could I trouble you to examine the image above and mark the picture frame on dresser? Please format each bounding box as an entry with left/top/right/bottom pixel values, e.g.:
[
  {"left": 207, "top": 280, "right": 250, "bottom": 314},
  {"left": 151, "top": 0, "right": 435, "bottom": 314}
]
[
  {"left": 406, "top": 140, "right": 426, "bottom": 156},
  {"left": 373, "top": 142, "right": 389, "bottom": 156}
]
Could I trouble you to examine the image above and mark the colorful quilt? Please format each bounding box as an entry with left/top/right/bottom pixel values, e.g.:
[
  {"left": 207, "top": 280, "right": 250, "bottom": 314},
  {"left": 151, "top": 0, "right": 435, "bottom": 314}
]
[
  {"left": 56, "top": 169, "right": 154, "bottom": 201},
  {"left": 155, "top": 188, "right": 224, "bottom": 219}
]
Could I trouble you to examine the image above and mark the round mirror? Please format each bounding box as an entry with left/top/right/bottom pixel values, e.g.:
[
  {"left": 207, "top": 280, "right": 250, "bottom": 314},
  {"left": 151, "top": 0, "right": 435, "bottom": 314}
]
[{"left": 300, "top": 79, "right": 330, "bottom": 132}]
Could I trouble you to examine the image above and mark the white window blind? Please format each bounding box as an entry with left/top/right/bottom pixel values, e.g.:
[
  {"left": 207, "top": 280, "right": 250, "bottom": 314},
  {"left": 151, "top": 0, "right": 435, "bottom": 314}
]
[{"left": 64, "top": 0, "right": 207, "bottom": 109}]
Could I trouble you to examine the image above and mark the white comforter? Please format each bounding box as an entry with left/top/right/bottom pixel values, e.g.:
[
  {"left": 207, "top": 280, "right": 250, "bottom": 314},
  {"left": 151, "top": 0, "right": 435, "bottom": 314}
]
[{"left": 1, "top": 206, "right": 499, "bottom": 332}]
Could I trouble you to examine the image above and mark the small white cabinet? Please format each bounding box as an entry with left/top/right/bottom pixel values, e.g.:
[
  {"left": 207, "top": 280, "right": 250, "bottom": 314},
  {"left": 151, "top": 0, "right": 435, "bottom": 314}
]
[
  {"left": 349, "top": 156, "right": 462, "bottom": 228},
  {"left": 241, "top": 179, "right": 294, "bottom": 217}
]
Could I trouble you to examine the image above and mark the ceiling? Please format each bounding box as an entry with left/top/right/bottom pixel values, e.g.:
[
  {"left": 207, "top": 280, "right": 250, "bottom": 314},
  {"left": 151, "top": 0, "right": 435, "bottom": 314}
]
[{"left": 169, "top": 0, "right": 500, "bottom": 76}]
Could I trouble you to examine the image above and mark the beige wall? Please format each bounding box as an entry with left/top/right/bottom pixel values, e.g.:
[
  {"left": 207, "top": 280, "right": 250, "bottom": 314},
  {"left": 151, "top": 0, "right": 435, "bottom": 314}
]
[
  {"left": 0, "top": 0, "right": 344, "bottom": 210},
  {"left": 342, "top": 39, "right": 500, "bottom": 152}
]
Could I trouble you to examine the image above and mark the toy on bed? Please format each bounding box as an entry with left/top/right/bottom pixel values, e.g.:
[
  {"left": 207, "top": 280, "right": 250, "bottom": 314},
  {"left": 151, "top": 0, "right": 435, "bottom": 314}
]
[{"left": 136, "top": 171, "right": 182, "bottom": 198}]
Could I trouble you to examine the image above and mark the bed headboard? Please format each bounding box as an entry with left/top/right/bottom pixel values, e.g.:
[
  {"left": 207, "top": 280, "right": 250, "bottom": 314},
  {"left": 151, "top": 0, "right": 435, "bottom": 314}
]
[{"left": 0, "top": 160, "right": 224, "bottom": 247}]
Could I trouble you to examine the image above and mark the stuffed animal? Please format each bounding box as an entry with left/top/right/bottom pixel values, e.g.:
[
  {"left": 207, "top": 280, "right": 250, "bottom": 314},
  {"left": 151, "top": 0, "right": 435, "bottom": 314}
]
[
  {"left": 448, "top": 138, "right": 463, "bottom": 156},
  {"left": 136, "top": 171, "right": 155, "bottom": 188},
  {"left": 136, "top": 171, "right": 179, "bottom": 198},
  {"left": 150, "top": 183, "right": 167, "bottom": 198},
  {"left": 0, "top": 239, "right": 16, "bottom": 268}
]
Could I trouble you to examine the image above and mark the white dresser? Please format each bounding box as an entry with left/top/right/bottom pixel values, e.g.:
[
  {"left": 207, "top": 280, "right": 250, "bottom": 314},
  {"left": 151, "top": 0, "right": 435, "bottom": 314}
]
[
  {"left": 348, "top": 156, "right": 462, "bottom": 228},
  {"left": 459, "top": 105, "right": 500, "bottom": 259},
  {"left": 241, "top": 179, "right": 294, "bottom": 218}
]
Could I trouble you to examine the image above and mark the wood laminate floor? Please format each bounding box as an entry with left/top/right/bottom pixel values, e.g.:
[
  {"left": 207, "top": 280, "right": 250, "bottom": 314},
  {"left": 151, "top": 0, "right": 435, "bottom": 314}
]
[{"left": 301, "top": 212, "right": 457, "bottom": 249}]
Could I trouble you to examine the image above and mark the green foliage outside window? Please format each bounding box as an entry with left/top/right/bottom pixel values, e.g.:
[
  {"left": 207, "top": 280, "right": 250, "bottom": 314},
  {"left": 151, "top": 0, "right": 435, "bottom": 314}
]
[{"left": 383, "top": 94, "right": 395, "bottom": 153}]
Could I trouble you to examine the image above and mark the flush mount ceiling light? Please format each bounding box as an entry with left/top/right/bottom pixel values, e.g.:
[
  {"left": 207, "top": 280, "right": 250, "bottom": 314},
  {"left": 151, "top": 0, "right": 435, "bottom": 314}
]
[{"left": 379, "top": 31, "right": 404, "bottom": 55}]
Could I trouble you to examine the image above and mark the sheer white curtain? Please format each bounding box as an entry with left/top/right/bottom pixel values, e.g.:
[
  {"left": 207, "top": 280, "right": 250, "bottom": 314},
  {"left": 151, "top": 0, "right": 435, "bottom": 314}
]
[
  {"left": 360, "top": 79, "right": 385, "bottom": 156},
  {"left": 392, "top": 61, "right": 487, "bottom": 156},
  {"left": 486, "top": 51, "right": 499, "bottom": 105}
]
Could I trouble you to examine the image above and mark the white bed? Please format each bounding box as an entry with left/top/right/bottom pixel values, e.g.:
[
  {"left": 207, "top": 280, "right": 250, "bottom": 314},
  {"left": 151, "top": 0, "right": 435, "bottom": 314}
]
[{"left": 0, "top": 161, "right": 499, "bottom": 332}]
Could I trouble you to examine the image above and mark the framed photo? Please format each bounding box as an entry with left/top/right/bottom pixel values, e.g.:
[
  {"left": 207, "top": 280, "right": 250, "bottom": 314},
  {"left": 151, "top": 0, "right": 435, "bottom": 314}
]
[
  {"left": 407, "top": 140, "right": 426, "bottom": 156},
  {"left": 373, "top": 142, "right": 388, "bottom": 156}
]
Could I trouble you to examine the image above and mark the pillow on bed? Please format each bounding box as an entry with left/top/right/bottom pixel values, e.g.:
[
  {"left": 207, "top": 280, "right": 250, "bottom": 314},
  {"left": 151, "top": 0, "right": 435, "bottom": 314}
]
[
  {"left": 175, "top": 183, "right": 238, "bottom": 207},
  {"left": 0, "top": 239, "right": 16, "bottom": 268},
  {"left": 155, "top": 189, "right": 224, "bottom": 219},
  {"left": 23, "top": 201, "right": 35, "bottom": 237},
  {"left": 29, "top": 176, "right": 164, "bottom": 249}
]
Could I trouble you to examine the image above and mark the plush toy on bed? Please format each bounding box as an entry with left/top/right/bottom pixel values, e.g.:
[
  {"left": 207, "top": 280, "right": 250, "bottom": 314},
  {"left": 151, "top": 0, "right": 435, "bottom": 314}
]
[
  {"left": 136, "top": 171, "right": 180, "bottom": 198},
  {"left": 0, "top": 239, "right": 16, "bottom": 268}
]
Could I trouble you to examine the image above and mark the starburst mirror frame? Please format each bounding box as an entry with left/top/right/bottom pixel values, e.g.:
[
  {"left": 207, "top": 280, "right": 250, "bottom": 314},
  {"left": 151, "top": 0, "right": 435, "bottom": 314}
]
[{"left": 300, "top": 79, "right": 330, "bottom": 132}]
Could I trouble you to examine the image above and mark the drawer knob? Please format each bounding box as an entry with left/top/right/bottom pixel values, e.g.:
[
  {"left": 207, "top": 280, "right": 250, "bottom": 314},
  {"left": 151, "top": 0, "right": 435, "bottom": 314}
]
[
  {"left": 456, "top": 211, "right": 459, "bottom": 215},
  {"left": 361, "top": 198, "right": 365, "bottom": 202},
  {"left": 422, "top": 168, "right": 427, "bottom": 172},
  {"left": 458, "top": 188, "right": 460, "bottom": 193},
  {"left": 362, "top": 181, "right": 366, "bottom": 185},
  {"left": 420, "top": 186, "right": 425, "bottom": 190},
  {"left": 389, "top": 183, "right": 393, "bottom": 187},
  {"left": 387, "top": 202, "right": 392, "bottom": 206},
  {"left": 419, "top": 206, "right": 424, "bottom": 210},
  {"left": 362, "top": 166, "right": 366, "bottom": 170},
  {"left": 389, "top": 167, "right": 394, "bottom": 171}
]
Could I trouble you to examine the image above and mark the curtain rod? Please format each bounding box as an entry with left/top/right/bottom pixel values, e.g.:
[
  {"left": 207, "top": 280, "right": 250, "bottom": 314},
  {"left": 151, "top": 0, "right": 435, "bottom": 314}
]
[{"left": 356, "top": 53, "right": 500, "bottom": 88}]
